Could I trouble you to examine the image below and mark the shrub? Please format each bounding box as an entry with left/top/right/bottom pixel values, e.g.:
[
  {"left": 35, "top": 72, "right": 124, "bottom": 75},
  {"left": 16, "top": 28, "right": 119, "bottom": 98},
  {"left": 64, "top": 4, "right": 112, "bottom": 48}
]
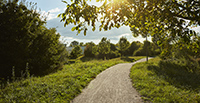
[
  {"left": 126, "top": 41, "right": 141, "bottom": 56},
  {"left": 133, "top": 40, "right": 161, "bottom": 56},
  {"left": 84, "top": 42, "right": 96, "bottom": 57},
  {"left": 98, "top": 37, "right": 111, "bottom": 59},
  {"left": 0, "top": 1, "right": 67, "bottom": 78},
  {"left": 133, "top": 47, "right": 146, "bottom": 56},
  {"left": 107, "top": 50, "right": 121, "bottom": 59},
  {"left": 28, "top": 28, "right": 68, "bottom": 75},
  {"left": 118, "top": 37, "right": 130, "bottom": 56},
  {"left": 70, "top": 45, "right": 82, "bottom": 59}
]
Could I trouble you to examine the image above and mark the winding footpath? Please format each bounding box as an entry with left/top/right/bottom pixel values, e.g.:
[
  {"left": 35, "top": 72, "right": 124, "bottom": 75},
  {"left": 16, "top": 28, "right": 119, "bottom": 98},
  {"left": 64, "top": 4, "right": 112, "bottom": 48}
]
[{"left": 71, "top": 58, "right": 152, "bottom": 103}]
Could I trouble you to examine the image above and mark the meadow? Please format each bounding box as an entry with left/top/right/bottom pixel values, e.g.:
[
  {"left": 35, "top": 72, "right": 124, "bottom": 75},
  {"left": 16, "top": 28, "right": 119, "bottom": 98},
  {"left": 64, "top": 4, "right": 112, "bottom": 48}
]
[
  {"left": 130, "top": 57, "right": 200, "bottom": 102},
  {"left": 0, "top": 56, "right": 143, "bottom": 103}
]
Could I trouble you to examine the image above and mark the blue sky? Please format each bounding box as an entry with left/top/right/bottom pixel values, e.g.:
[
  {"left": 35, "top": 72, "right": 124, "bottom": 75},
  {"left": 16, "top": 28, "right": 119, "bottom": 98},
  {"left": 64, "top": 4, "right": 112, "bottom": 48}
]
[
  {"left": 25, "top": 0, "right": 151, "bottom": 46},
  {"left": 26, "top": 0, "right": 200, "bottom": 46}
]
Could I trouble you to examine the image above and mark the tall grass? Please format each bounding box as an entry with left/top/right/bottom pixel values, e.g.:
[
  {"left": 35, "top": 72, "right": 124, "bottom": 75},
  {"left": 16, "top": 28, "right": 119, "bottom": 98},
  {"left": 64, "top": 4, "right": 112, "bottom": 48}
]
[
  {"left": 0, "top": 56, "right": 143, "bottom": 103},
  {"left": 130, "top": 57, "right": 200, "bottom": 102}
]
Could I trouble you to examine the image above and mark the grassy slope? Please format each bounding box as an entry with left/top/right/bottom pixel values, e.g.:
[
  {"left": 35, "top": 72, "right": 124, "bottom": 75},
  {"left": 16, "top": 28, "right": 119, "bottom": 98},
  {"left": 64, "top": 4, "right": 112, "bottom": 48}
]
[
  {"left": 130, "top": 57, "right": 200, "bottom": 102},
  {"left": 0, "top": 56, "right": 143, "bottom": 103}
]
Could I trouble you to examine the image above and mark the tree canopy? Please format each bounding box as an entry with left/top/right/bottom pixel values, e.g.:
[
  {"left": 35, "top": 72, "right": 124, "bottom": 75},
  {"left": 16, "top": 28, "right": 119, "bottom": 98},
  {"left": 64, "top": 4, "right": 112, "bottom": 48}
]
[
  {"left": 0, "top": 0, "right": 67, "bottom": 78},
  {"left": 69, "top": 40, "right": 79, "bottom": 47},
  {"left": 59, "top": 0, "right": 200, "bottom": 53},
  {"left": 98, "top": 37, "right": 111, "bottom": 59},
  {"left": 70, "top": 45, "right": 82, "bottom": 59},
  {"left": 118, "top": 37, "right": 130, "bottom": 56}
]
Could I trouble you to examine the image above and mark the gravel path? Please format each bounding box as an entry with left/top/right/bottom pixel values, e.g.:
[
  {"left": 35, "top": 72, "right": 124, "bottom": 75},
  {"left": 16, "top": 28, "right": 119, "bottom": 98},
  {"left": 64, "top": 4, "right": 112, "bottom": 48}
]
[{"left": 71, "top": 58, "right": 152, "bottom": 103}]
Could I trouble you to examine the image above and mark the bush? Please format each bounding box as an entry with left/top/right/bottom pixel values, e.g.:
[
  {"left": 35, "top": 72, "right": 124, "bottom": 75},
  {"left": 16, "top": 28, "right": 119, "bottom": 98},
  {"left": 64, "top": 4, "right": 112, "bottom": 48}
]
[
  {"left": 98, "top": 37, "right": 111, "bottom": 59},
  {"left": 84, "top": 42, "right": 96, "bottom": 57},
  {"left": 133, "top": 40, "right": 161, "bottom": 56},
  {"left": 69, "top": 45, "right": 82, "bottom": 59},
  {"left": 0, "top": 1, "right": 67, "bottom": 78},
  {"left": 133, "top": 47, "right": 146, "bottom": 56},
  {"left": 126, "top": 41, "right": 141, "bottom": 56},
  {"left": 152, "top": 49, "right": 161, "bottom": 56},
  {"left": 107, "top": 50, "right": 121, "bottom": 59},
  {"left": 28, "top": 28, "right": 68, "bottom": 75},
  {"left": 118, "top": 37, "right": 130, "bottom": 56}
]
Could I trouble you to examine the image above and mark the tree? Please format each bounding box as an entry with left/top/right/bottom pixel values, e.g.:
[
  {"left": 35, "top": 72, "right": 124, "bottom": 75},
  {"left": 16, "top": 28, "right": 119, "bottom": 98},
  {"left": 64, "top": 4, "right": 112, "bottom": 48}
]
[
  {"left": 118, "top": 37, "right": 130, "bottom": 56},
  {"left": 28, "top": 28, "right": 68, "bottom": 75},
  {"left": 98, "top": 37, "right": 111, "bottom": 59},
  {"left": 80, "top": 42, "right": 84, "bottom": 46},
  {"left": 108, "top": 43, "right": 120, "bottom": 59},
  {"left": 84, "top": 42, "right": 97, "bottom": 57},
  {"left": 127, "top": 41, "right": 140, "bottom": 56},
  {"left": 59, "top": 0, "right": 200, "bottom": 56},
  {"left": 70, "top": 45, "right": 82, "bottom": 59},
  {"left": 110, "top": 43, "right": 117, "bottom": 51},
  {"left": 0, "top": 0, "right": 67, "bottom": 78},
  {"left": 133, "top": 40, "right": 159, "bottom": 56},
  {"left": 69, "top": 40, "right": 79, "bottom": 47}
]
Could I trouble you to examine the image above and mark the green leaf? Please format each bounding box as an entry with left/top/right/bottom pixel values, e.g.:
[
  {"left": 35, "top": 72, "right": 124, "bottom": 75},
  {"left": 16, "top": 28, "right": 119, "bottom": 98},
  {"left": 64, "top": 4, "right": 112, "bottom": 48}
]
[
  {"left": 71, "top": 27, "right": 76, "bottom": 31},
  {"left": 57, "top": 14, "right": 61, "bottom": 17},
  {"left": 92, "top": 27, "right": 95, "bottom": 31},
  {"left": 131, "top": 25, "right": 135, "bottom": 28},
  {"left": 84, "top": 29, "right": 87, "bottom": 36},
  {"left": 62, "top": 1, "right": 68, "bottom": 4}
]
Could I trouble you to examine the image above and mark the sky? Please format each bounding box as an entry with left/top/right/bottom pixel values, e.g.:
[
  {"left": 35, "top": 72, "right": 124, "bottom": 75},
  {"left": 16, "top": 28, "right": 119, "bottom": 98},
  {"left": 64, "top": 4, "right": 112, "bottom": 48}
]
[
  {"left": 26, "top": 0, "right": 200, "bottom": 46},
  {"left": 25, "top": 0, "right": 151, "bottom": 46}
]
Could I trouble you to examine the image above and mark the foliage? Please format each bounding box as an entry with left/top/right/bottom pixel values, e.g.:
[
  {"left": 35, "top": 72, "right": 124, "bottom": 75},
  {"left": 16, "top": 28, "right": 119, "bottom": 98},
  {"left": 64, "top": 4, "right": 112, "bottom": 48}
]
[
  {"left": 28, "top": 28, "right": 68, "bottom": 75},
  {"left": 97, "top": 37, "right": 111, "bottom": 59},
  {"left": 130, "top": 57, "right": 200, "bottom": 102},
  {"left": 107, "top": 50, "right": 121, "bottom": 59},
  {"left": 84, "top": 39, "right": 121, "bottom": 59},
  {"left": 159, "top": 35, "right": 200, "bottom": 61},
  {"left": 133, "top": 40, "right": 160, "bottom": 56},
  {"left": 126, "top": 41, "right": 141, "bottom": 56},
  {"left": 0, "top": 0, "right": 67, "bottom": 78},
  {"left": 79, "top": 42, "right": 84, "bottom": 46},
  {"left": 69, "top": 40, "right": 79, "bottom": 47},
  {"left": 110, "top": 43, "right": 117, "bottom": 51},
  {"left": 84, "top": 42, "right": 97, "bottom": 57},
  {"left": 118, "top": 37, "right": 130, "bottom": 56},
  {"left": 0, "top": 56, "right": 143, "bottom": 103},
  {"left": 133, "top": 47, "right": 146, "bottom": 56},
  {"left": 69, "top": 45, "right": 82, "bottom": 59},
  {"left": 159, "top": 37, "right": 200, "bottom": 69},
  {"left": 59, "top": 0, "right": 200, "bottom": 54}
]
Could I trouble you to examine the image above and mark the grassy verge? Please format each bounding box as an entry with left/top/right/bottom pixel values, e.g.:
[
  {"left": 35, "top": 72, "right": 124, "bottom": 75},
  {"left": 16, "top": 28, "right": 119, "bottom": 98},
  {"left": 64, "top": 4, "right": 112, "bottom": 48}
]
[
  {"left": 0, "top": 56, "right": 143, "bottom": 103},
  {"left": 130, "top": 57, "right": 200, "bottom": 102}
]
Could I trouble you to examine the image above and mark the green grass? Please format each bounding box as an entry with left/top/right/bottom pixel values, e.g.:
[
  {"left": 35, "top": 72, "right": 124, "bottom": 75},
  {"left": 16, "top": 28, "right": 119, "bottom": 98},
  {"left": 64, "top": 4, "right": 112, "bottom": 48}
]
[
  {"left": 130, "top": 57, "right": 200, "bottom": 102},
  {"left": 0, "top": 56, "right": 143, "bottom": 103}
]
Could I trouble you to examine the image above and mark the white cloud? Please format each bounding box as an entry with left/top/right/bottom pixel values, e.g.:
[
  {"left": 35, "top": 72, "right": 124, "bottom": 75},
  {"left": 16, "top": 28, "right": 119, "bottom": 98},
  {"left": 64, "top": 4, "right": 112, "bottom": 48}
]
[
  {"left": 117, "top": 33, "right": 131, "bottom": 38},
  {"left": 46, "top": 13, "right": 57, "bottom": 21},
  {"left": 47, "top": 17, "right": 151, "bottom": 45},
  {"left": 37, "top": 8, "right": 62, "bottom": 21},
  {"left": 59, "top": 36, "right": 74, "bottom": 44},
  {"left": 60, "top": 36, "right": 74, "bottom": 40},
  {"left": 48, "top": 8, "right": 61, "bottom": 13}
]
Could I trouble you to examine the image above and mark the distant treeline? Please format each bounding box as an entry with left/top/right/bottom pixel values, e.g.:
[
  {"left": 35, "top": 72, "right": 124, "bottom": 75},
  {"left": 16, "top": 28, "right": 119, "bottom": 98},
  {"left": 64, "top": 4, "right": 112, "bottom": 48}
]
[{"left": 67, "top": 37, "right": 161, "bottom": 59}]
